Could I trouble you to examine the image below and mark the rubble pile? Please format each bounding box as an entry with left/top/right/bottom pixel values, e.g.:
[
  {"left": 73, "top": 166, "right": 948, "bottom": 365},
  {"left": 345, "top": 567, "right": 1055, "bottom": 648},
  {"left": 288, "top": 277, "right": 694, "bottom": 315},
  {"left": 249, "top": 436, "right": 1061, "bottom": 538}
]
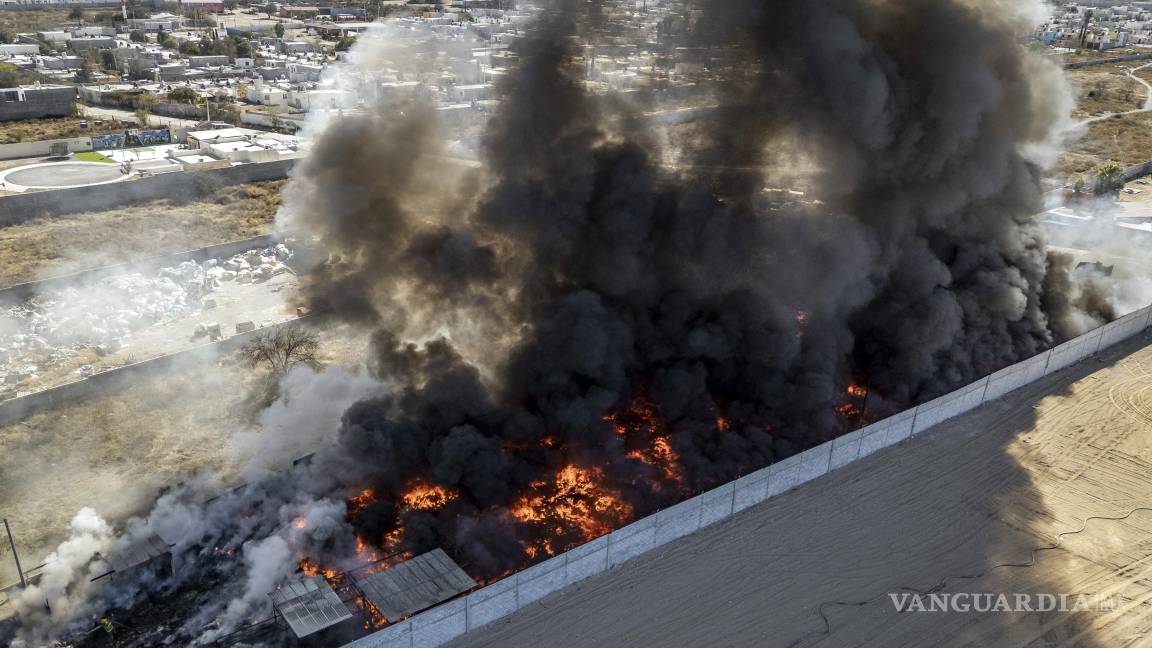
[{"left": 0, "top": 244, "right": 292, "bottom": 396}]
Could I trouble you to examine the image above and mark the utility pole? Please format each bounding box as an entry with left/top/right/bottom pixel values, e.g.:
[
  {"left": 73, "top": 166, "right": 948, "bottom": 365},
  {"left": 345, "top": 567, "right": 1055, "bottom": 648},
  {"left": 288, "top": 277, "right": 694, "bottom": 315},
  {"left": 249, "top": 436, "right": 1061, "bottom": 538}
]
[{"left": 3, "top": 518, "right": 26, "bottom": 588}]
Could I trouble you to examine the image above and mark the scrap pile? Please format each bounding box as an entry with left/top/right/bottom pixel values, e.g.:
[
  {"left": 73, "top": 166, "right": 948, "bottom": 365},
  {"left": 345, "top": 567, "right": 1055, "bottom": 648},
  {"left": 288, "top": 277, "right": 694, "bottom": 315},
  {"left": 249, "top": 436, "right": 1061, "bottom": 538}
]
[{"left": 0, "top": 244, "right": 292, "bottom": 396}]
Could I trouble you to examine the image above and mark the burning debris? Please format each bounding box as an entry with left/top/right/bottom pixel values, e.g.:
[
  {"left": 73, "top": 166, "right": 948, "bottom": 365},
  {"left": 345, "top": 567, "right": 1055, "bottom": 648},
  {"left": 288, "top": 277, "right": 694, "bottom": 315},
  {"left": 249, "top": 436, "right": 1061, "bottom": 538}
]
[{"left": 0, "top": 0, "right": 1124, "bottom": 646}]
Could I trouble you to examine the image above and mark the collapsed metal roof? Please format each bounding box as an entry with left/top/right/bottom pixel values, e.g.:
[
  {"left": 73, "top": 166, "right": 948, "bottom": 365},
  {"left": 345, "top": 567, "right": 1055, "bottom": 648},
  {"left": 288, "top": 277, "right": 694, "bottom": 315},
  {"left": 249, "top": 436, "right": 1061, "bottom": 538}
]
[
  {"left": 102, "top": 534, "right": 171, "bottom": 574},
  {"left": 268, "top": 575, "right": 353, "bottom": 638},
  {"left": 353, "top": 548, "right": 476, "bottom": 621}
]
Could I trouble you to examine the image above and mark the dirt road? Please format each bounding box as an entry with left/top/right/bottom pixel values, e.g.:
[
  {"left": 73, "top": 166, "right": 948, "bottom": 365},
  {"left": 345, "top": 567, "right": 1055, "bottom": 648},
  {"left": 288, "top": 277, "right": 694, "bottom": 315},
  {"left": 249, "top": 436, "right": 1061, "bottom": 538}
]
[{"left": 452, "top": 332, "right": 1152, "bottom": 648}]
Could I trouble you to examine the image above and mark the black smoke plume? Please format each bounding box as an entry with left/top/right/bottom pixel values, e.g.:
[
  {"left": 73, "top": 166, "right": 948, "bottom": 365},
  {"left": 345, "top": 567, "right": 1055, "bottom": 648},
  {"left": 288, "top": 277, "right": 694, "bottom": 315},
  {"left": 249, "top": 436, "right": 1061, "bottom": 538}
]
[{"left": 10, "top": 0, "right": 1100, "bottom": 644}]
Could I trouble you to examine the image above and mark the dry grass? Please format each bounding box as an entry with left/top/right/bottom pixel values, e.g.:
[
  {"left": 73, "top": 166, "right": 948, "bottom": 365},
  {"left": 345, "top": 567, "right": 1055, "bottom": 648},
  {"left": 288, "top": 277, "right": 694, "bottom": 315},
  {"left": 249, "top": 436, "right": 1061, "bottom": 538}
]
[
  {"left": 1057, "top": 47, "right": 1142, "bottom": 65},
  {"left": 0, "top": 9, "right": 74, "bottom": 35},
  {"left": 0, "top": 322, "right": 371, "bottom": 586},
  {"left": 0, "top": 355, "right": 255, "bottom": 586},
  {"left": 1058, "top": 113, "right": 1152, "bottom": 178},
  {"left": 0, "top": 180, "right": 285, "bottom": 287},
  {"left": 0, "top": 117, "right": 133, "bottom": 145},
  {"left": 1066, "top": 68, "right": 1146, "bottom": 117}
]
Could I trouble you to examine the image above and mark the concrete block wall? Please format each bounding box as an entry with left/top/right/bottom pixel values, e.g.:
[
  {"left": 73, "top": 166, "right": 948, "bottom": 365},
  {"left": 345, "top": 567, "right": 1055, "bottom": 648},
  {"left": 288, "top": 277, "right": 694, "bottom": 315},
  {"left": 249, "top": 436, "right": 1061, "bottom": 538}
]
[
  {"left": 0, "top": 314, "right": 303, "bottom": 426},
  {"left": 0, "top": 136, "right": 95, "bottom": 161},
  {"left": 344, "top": 304, "right": 1152, "bottom": 648},
  {"left": 0, "top": 159, "right": 297, "bottom": 223}
]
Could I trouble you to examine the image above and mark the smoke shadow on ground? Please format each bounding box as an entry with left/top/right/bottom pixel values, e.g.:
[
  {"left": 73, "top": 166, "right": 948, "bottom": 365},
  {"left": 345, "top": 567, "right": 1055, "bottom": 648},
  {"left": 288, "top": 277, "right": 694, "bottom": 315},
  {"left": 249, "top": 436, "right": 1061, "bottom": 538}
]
[{"left": 440, "top": 335, "right": 1152, "bottom": 648}]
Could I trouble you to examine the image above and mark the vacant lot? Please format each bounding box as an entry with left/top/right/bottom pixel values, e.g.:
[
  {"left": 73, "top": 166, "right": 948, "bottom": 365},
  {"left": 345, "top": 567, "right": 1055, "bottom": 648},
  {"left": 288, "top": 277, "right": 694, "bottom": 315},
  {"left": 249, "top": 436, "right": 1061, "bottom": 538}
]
[
  {"left": 1059, "top": 112, "right": 1152, "bottom": 178},
  {"left": 0, "top": 116, "right": 132, "bottom": 145},
  {"left": 0, "top": 321, "right": 372, "bottom": 587},
  {"left": 0, "top": 9, "right": 73, "bottom": 35},
  {"left": 1066, "top": 67, "right": 1146, "bottom": 118},
  {"left": 0, "top": 180, "right": 284, "bottom": 287},
  {"left": 1056, "top": 47, "right": 1143, "bottom": 65}
]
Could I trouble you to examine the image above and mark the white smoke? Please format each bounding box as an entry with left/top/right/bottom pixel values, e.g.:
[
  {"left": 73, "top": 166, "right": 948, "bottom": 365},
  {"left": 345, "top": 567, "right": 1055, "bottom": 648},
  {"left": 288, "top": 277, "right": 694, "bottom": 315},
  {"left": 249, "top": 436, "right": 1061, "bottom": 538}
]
[
  {"left": 235, "top": 364, "right": 381, "bottom": 482},
  {"left": 196, "top": 534, "right": 292, "bottom": 644},
  {"left": 12, "top": 508, "right": 114, "bottom": 640}
]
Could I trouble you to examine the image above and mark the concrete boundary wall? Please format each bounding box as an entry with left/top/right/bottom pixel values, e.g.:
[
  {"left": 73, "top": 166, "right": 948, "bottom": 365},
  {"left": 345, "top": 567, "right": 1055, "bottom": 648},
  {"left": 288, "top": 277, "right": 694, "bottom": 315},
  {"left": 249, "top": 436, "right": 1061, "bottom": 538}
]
[
  {"left": 0, "top": 316, "right": 302, "bottom": 427},
  {"left": 0, "top": 158, "right": 297, "bottom": 223},
  {"left": 0, "top": 137, "right": 96, "bottom": 161},
  {"left": 0, "top": 234, "right": 276, "bottom": 304},
  {"left": 344, "top": 305, "right": 1152, "bottom": 648}
]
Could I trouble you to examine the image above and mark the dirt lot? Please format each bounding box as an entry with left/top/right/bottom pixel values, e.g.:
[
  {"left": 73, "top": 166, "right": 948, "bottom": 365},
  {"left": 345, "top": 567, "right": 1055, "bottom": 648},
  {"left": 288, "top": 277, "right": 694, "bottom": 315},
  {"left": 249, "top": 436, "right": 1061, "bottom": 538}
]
[
  {"left": 1056, "top": 47, "right": 1143, "bottom": 65},
  {"left": 0, "top": 117, "right": 132, "bottom": 145},
  {"left": 0, "top": 9, "right": 73, "bottom": 35},
  {"left": 1058, "top": 112, "right": 1152, "bottom": 178},
  {"left": 0, "top": 180, "right": 284, "bottom": 287},
  {"left": 1067, "top": 67, "right": 1146, "bottom": 118},
  {"left": 453, "top": 332, "right": 1152, "bottom": 648},
  {"left": 0, "top": 321, "right": 373, "bottom": 588}
]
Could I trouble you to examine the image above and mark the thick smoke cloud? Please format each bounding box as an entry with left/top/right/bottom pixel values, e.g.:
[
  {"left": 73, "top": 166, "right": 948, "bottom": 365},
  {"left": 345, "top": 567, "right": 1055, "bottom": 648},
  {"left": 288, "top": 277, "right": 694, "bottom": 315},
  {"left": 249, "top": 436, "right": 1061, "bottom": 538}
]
[
  {"left": 8, "top": 0, "right": 1110, "bottom": 644},
  {"left": 271, "top": 0, "right": 1086, "bottom": 583}
]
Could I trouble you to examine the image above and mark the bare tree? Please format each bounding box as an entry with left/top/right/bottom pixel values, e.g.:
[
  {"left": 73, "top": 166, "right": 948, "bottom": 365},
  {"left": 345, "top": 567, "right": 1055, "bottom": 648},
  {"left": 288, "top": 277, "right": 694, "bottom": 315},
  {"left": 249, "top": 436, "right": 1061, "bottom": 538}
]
[{"left": 240, "top": 324, "right": 320, "bottom": 375}]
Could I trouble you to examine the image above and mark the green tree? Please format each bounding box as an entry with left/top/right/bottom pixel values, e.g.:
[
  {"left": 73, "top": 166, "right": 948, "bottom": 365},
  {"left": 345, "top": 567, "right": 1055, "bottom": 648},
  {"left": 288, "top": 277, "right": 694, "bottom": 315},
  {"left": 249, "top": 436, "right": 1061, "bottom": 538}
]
[
  {"left": 335, "top": 36, "right": 356, "bottom": 51},
  {"left": 168, "top": 85, "right": 197, "bottom": 103},
  {"left": 100, "top": 49, "right": 116, "bottom": 71},
  {"left": 274, "top": 21, "right": 284, "bottom": 38},
  {"left": 68, "top": 6, "right": 85, "bottom": 20},
  {"left": 0, "top": 62, "right": 36, "bottom": 87},
  {"left": 178, "top": 40, "right": 200, "bottom": 55},
  {"left": 74, "top": 58, "right": 96, "bottom": 83},
  {"left": 1094, "top": 163, "right": 1126, "bottom": 197},
  {"left": 232, "top": 35, "right": 252, "bottom": 58},
  {"left": 129, "top": 30, "right": 147, "bottom": 43}
]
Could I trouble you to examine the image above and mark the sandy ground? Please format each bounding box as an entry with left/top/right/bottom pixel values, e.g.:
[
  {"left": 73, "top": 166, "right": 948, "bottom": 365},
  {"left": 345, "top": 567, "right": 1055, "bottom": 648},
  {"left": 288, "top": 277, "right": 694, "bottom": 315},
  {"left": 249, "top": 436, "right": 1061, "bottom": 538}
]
[
  {"left": 0, "top": 181, "right": 283, "bottom": 287},
  {"left": 0, "top": 321, "right": 373, "bottom": 591},
  {"left": 452, "top": 331, "right": 1152, "bottom": 648},
  {"left": 4, "top": 272, "right": 299, "bottom": 398}
]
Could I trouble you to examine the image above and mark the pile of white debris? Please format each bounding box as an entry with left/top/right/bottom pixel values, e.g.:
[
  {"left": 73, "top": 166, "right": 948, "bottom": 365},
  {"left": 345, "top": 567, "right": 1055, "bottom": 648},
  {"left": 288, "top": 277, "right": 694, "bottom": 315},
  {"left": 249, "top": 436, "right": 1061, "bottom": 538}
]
[{"left": 0, "top": 243, "right": 292, "bottom": 392}]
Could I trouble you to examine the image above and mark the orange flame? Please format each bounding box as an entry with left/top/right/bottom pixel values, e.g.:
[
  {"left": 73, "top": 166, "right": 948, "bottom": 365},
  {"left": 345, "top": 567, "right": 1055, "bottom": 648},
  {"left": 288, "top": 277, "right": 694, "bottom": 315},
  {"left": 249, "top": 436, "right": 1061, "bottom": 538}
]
[
  {"left": 299, "top": 557, "right": 342, "bottom": 587},
  {"left": 512, "top": 464, "right": 632, "bottom": 558},
  {"left": 348, "top": 488, "right": 375, "bottom": 516},
  {"left": 400, "top": 482, "right": 457, "bottom": 511}
]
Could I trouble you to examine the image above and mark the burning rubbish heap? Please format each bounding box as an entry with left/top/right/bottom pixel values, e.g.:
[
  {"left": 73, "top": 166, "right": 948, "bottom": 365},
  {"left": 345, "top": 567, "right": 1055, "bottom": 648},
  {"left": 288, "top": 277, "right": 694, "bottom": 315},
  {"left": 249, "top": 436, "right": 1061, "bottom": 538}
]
[
  {"left": 0, "top": 244, "right": 292, "bottom": 399},
  {"left": 0, "top": 0, "right": 1123, "bottom": 645}
]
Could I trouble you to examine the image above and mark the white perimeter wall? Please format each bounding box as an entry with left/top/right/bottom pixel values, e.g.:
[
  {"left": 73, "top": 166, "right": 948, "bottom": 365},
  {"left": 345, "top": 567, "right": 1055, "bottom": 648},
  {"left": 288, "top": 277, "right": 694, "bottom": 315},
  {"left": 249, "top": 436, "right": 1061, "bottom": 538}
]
[{"left": 344, "top": 305, "right": 1152, "bottom": 648}]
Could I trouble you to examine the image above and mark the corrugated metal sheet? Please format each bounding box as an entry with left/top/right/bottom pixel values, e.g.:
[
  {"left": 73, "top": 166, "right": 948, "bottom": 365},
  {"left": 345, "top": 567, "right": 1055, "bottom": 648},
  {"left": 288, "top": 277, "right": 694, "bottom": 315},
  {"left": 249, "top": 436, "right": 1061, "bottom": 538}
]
[
  {"left": 354, "top": 549, "right": 476, "bottom": 621},
  {"left": 104, "top": 534, "right": 170, "bottom": 573},
  {"left": 269, "top": 575, "right": 353, "bottom": 638}
]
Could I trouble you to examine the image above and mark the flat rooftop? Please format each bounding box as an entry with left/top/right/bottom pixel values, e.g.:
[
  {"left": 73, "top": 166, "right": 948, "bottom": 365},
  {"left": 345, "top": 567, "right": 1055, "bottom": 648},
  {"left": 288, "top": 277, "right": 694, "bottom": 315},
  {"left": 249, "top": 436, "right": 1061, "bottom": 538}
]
[{"left": 450, "top": 331, "right": 1152, "bottom": 647}]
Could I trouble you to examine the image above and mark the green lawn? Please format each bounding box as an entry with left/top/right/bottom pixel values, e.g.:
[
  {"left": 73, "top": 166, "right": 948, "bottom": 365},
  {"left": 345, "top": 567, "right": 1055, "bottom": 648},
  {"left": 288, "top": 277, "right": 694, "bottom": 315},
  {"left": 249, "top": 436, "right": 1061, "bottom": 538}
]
[{"left": 73, "top": 151, "right": 114, "bottom": 163}]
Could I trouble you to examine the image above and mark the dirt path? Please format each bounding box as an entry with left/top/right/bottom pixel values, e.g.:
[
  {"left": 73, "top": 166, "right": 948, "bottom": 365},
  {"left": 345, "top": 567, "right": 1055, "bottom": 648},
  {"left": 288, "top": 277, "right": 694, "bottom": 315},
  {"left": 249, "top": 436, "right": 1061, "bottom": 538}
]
[
  {"left": 451, "top": 332, "right": 1152, "bottom": 648},
  {"left": 1080, "top": 62, "right": 1152, "bottom": 127}
]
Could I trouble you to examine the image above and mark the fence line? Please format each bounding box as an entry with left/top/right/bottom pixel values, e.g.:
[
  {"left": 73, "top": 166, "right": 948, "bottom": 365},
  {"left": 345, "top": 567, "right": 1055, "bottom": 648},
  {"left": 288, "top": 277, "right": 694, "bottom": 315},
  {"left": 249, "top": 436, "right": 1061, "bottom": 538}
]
[
  {"left": 0, "top": 317, "right": 304, "bottom": 427},
  {"left": 344, "top": 303, "right": 1152, "bottom": 648}
]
